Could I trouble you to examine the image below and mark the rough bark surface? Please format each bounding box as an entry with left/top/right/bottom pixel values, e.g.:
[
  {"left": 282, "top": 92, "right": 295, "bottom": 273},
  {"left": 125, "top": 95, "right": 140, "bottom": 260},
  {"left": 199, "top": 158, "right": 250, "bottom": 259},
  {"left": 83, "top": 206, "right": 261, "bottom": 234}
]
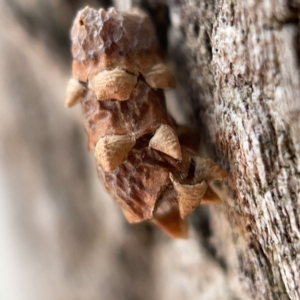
[
  {"left": 0, "top": 0, "right": 299, "bottom": 300},
  {"left": 165, "top": 0, "right": 300, "bottom": 299}
]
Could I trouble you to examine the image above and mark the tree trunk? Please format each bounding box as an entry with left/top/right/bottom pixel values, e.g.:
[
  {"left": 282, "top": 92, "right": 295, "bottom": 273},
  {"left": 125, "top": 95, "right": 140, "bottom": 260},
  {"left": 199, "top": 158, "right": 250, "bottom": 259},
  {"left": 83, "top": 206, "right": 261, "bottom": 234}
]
[
  {"left": 0, "top": 0, "right": 299, "bottom": 299},
  {"left": 164, "top": 0, "right": 300, "bottom": 299}
]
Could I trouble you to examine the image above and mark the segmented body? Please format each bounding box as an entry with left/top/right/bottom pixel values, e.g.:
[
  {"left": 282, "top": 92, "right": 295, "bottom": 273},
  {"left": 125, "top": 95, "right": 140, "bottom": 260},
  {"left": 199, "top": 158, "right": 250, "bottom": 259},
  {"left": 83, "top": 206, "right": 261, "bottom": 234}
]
[{"left": 66, "top": 7, "right": 227, "bottom": 237}]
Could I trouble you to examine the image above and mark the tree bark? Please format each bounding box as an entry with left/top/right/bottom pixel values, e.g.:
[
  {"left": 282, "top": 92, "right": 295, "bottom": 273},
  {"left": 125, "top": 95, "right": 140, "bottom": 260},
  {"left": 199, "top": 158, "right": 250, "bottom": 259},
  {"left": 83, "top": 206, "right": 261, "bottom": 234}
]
[{"left": 164, "top": 0, "right": 300, "bottom": 299}]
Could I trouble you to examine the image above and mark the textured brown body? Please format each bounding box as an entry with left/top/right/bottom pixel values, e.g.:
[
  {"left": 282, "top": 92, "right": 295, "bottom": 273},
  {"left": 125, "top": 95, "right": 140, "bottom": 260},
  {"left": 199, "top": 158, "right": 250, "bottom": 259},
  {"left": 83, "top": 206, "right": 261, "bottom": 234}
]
[
  {"left": 71, "top": 7, "right": 174, "bottom": 89},
  {"left": 66, "top": 7, "right": 227, "bottom": 237},
  {"left": 82, "top": 80, "right": 173, "bottom": 151}
]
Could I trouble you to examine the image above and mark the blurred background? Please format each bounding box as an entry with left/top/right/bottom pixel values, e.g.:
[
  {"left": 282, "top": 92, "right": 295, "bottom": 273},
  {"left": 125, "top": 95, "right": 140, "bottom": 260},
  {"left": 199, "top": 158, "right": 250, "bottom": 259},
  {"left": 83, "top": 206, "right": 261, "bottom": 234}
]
[{"left": 0, "top": 1, "right": 245, "bottom": 299}]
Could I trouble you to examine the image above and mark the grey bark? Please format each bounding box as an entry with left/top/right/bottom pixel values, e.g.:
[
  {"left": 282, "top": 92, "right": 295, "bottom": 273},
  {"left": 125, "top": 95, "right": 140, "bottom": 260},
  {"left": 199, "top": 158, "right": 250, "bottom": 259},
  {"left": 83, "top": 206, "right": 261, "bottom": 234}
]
[
  {"left": 165, "top": 1, "right": 300, "bottom": 299},
  {"left": 0, "top": 0, "right": 299, "bottom": 300}
]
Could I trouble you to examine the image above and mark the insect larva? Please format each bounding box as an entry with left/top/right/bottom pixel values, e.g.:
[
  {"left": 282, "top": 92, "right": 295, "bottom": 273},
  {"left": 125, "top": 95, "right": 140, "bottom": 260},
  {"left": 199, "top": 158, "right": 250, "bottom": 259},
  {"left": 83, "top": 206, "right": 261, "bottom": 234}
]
[{"left": 65, "top": 6, "right": 227, "bottom": 238}]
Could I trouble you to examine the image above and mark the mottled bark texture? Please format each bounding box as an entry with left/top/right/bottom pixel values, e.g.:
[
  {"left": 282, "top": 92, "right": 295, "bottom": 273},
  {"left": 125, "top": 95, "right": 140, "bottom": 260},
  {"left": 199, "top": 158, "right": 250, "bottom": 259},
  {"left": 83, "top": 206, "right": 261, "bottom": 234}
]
[
  {"left": 0, "top": 0, "right": 299, "bottom": 300},
  {"left": 164, "top": 0, "right": 300, "bottom": 299}
]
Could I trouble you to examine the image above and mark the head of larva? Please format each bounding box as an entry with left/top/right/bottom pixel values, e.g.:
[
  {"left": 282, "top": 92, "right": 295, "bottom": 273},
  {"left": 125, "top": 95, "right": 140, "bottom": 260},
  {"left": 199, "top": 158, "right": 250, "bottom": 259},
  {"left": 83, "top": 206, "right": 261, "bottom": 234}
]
[{"left": 71, "top": 6, "right": 159, "bottom": 62}]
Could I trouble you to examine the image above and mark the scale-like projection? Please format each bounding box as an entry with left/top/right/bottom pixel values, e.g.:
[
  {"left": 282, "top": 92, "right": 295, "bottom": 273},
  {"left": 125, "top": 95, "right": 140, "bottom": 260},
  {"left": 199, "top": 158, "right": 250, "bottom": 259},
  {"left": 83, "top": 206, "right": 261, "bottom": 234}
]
[{"left": 65, "top": 6, "right": 227, "bottom": 238}]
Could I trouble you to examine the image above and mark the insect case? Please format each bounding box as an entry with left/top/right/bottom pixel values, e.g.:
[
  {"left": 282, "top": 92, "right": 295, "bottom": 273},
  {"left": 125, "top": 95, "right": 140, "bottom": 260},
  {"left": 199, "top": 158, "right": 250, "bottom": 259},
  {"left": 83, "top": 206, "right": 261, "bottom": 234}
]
[{"left": 65, "top": 7, "right": 227, "bottom": 237}]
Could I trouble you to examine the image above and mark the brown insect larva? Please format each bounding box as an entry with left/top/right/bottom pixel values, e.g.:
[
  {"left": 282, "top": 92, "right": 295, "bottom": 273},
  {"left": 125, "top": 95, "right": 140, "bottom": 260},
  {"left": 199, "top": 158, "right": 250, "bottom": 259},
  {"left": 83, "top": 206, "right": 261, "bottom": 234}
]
[{"left": 65, "top": 6, "right": 227, "bottom": 238}]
